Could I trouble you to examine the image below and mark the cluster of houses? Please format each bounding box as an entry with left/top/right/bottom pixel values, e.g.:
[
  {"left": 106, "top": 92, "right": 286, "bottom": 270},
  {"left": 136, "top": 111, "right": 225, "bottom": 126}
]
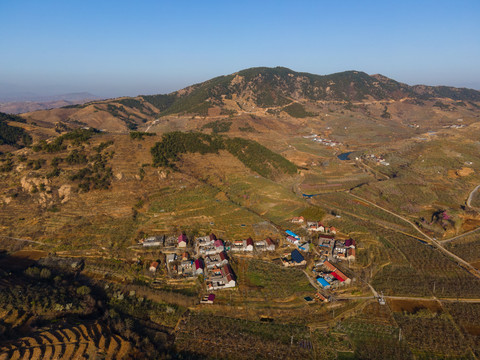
[
  {"left": 358, "top": 154, "right": 390, "bottom": 166},
  {"left": 143, "top": 221, "right": 355, "bottom": 297},
  {"left": 229, "top": 237, "right": 276, "bottom": 252},
  {"left": 443, "top": 124, "right": 465, "bottom": 129},
  {"left": 141, "top": 234, "right": 187, "bottom": 248},
  {"left": 145, "top": 233, "right": 277, "bottom": 291},
  {"left": 286, "top": 217, "right": 355, "bottom": 290},
  {"left": 303, "top": 134, "right": 342, "bottom": 147},
  {"left": 195, "top": 234, "right": 237, "bottom": 291},
  {"left": 313, "top": 260, "right": 351, "bottom": 289},
  {"left": 284, "top": 226, "right": 355, "bottom": 262},
  {"left": 318, "top": 235, "right": 356, "bottom": 262},
  {"left": 291, "top": 217, "right": 337, "bottom": 234}
]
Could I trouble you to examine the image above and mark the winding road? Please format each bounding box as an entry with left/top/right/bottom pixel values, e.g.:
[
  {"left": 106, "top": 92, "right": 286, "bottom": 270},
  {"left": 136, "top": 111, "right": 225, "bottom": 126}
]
[{"left": 466, "top": 184, "right": 480, "bottom": 208}]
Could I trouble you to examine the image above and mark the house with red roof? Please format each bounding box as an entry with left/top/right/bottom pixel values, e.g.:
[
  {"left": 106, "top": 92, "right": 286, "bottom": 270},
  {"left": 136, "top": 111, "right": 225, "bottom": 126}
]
[
  {"left": 265, "top": 237, "right": 276, "bottom": 251},
  {"left": 255, "top": 237, "right": 276, "bottom": 251},
  {"left": 194, "top": 258, "right": 204, "bottom": 275},
  {"left": 178, "top": 233, "right": 187, "bottom": 248},
  {"left": 214, "top": 239, "right": 224, "bottom": 252},
  {"left": 307, "top": 221, "right": 324, "bottom": 232},
  {"left": 245, "top": 237, "right": 254, "bottom": 251},
  {"left": 201, "top": 293, "right": 216, "bottom": 304},
  {"left": 149, "top": 261, "right": 159, "bottom": 273},
  {"left": 323, "top": 261, "right": 351, "bottom": 285}
]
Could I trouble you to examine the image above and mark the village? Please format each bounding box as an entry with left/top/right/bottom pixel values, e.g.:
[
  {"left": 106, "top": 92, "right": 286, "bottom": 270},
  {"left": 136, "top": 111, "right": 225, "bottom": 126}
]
[
  {"left": 139, "top": 215, "right": 356, "bottom": 305},
  {"left": 303, "top": 134, "right": 342, "bottom": 147}
]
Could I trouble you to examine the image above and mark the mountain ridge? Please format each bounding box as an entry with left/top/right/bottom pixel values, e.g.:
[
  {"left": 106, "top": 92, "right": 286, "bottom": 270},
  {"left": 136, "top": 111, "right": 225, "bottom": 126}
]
[{"left": 20, "top": 67, "right": 480, "bottom": 132}]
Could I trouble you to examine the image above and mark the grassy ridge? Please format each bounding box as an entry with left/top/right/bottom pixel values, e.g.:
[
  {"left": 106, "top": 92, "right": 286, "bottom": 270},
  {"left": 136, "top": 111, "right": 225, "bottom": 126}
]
[{"left": 150, "top": 132, "right": 297, "bottom": 179}]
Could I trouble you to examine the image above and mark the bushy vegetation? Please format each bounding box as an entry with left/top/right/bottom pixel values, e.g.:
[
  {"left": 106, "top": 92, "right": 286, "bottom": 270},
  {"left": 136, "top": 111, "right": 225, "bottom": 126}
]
[
  {"left": 433, "top": 101, "right": 451, "bottom": 110},
  {"left": 69, "top": 152, "right": 113, "bottom": 192},
  {"left": 0, "top": 269, "right": 95, "bottom": 341},
  {"left": 26, "top": 158, "right": 46, "bottom": 170},
  {"left": 32, "top": 128, "right": 98, "bottom": 153},
  {"left": 282, "top": 103, "right": 315, "bottom": 118},
  {"left": 141, "top": 94, "right": 176, "bottom": 112},
  {"left": 150, "top": 131, "right": 297, "bottom": 179},
  {"left": 0, "top": 112, "right": 27, "bottom": 124},
  {"left": 201, "top": 120, "right": 232, "bottom": 133},
  {"left": 66, "top": 149, "right": 88, "bottom": 164},
  {"left": 93, "top": 139, "right": 114, "bottom": 152},
  {"left": 0, "top": 157, "right": 14, "bottom": 172},
  {"left": 0, "top": 112, "right": 32, "bottom": 148},
  {"left": 225, "top": 137, "right": 297, "bottom": 178},
  {"left": 104, "top": 104, "right": 139, "bottom": 130},
  {"left": 117, "top": 98, "right": 154, "bottom": 115},
  {"left": 130, "top": 131, "right": 155, "bottom": 140},
  {"left": 256, "top": 90, "right": 291, "bottom": 107}
]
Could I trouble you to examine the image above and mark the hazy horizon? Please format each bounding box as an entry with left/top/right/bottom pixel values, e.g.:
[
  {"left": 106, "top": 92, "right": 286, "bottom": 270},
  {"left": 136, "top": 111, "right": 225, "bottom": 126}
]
[{"left": 1, "top": 0, "right": 479, "bottom": 98}]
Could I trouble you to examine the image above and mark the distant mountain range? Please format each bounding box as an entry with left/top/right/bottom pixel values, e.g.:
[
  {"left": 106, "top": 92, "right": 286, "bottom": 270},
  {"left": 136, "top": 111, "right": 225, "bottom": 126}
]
[
  {"left": 19, "top": 67, "right": 480, "bottom": 132},
  {"left": 0, "top": 92, "right": 101, "bottom": 114}
]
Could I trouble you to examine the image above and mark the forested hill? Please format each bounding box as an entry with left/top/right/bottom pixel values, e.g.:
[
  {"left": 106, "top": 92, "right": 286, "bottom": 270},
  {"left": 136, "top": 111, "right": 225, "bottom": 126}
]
[{"left": 137, "top": 67, "right": 480, "bottom": 116}]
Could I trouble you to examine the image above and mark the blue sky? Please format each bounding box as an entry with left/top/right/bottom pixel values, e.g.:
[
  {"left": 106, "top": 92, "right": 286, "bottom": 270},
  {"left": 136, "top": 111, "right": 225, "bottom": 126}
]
[{"left": 1, "top": 0, "right": 479, "bottom": 97}]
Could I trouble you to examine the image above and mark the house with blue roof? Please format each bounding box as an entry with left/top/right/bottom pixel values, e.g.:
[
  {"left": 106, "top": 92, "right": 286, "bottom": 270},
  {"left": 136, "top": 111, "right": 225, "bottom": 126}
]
[
  {"left": 286, "top": 230, "right": 300, "bottom": 239},
  {"left": 316, "top": 277, "right": 331, "bottom": 288}
]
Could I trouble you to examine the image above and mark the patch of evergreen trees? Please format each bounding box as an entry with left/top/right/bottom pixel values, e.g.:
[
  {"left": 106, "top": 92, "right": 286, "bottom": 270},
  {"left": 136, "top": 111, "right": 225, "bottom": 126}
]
[
  {"left": 150, "top": 132, "right": 296, "bottom": 179},
  {"left": 0, "top": 112, "right": 32, "bottom": 147}
]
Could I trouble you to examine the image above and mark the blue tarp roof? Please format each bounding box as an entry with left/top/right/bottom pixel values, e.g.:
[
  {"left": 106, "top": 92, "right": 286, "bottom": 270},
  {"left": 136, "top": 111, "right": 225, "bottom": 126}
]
[
  {"left": 316, "top": 277, "right": 330, "bottom": 287},
  {"left": 286, "top": 230, "right": 300, "bottom": 239},
  {"left": 291, "top": 249, "right": 305, "bottom": 263}
]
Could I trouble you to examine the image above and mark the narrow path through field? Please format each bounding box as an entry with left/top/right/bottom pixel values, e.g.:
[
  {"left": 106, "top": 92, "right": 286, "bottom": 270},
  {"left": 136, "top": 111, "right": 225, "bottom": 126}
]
[
  {"left": 337, "top": 294, "right": 480, "bottom": 303},
  {"left": 440, "top": 226, "right": 480, "bottom": 244}
]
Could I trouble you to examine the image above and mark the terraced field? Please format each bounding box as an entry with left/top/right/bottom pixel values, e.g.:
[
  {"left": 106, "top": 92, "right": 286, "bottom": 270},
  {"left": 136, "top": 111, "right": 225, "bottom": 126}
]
[{"left": 0, "top": 322, "right": 131, "bottom": 360}]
